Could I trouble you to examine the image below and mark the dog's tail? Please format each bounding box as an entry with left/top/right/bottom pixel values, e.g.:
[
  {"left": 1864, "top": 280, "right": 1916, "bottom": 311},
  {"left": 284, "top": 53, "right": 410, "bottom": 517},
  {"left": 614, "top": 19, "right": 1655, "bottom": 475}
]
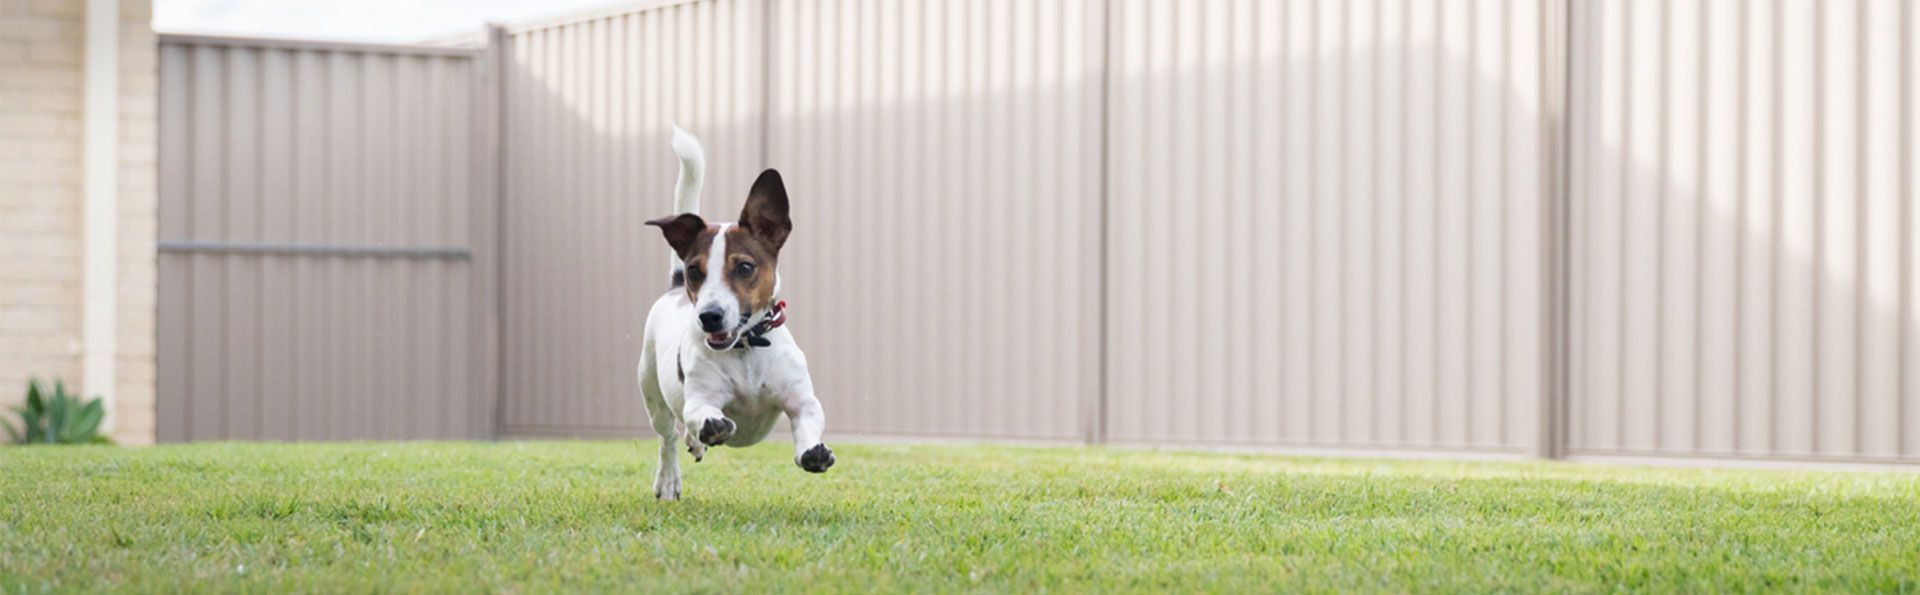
[
  {"left": 670, "top": 123, "right": 705, "bottom": 215},
  {"left": 665, "top": 124, "right": 706, "bottom": 286}
]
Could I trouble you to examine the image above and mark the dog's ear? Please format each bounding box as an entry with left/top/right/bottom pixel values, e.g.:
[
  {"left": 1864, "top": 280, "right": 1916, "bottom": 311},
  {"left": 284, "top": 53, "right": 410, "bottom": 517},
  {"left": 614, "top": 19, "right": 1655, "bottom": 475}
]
[
  {"left": 644, "top": 213, "right": 708, "bottom": 258},
  {"left": 738, "top": 168, "right": 791, "bottom": 252}
]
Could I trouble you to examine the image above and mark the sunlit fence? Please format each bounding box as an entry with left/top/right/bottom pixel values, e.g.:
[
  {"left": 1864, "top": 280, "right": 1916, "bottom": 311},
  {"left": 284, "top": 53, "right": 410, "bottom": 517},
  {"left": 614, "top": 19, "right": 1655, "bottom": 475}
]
[{"left": 158, "top": 0, "right": 1920, "bottom": 466}]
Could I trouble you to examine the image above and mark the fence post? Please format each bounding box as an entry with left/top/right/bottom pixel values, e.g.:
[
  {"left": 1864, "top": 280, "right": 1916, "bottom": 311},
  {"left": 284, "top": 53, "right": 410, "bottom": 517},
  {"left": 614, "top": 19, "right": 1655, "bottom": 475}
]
[
  {"left": 1089, "top": 0, "right": 1114, "bottom": 446},
  {"left": 1535, "top": 0, "right": 1573, "bottom": 460},
  {"left": 479, "top": 24, "right": 510, "bottom": 440}
]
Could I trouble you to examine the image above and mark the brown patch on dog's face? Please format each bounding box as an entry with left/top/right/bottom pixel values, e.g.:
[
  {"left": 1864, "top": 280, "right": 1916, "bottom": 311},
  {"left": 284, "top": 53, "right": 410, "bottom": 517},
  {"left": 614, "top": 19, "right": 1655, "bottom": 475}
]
[
  {"left": 721, "top": 226, "right": 779, "bottom": 313},
  {"left": 675, "top": 228, "right": 721, "bottom": 302},
  {"left": 644, "top": 168, "right": 792, "bottom": 333},
  {"left": 645, "top": 213, "right": 720, "bottom": 301},
  {"left": 720, "top": 168, "right": 792, "bottom": 314}
]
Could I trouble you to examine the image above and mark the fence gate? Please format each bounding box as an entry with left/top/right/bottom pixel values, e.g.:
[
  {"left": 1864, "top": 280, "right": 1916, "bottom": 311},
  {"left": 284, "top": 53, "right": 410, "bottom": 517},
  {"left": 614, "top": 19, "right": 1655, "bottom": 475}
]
[{"left": 155, "top": 35, "right": 499, "bottom": 441}]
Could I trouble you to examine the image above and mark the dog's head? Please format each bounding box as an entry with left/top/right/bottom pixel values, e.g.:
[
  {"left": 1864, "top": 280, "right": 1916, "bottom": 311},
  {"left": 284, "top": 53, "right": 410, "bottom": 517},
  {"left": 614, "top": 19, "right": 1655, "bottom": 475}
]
[{"left": 646, "top": 169, "right": 791, "bottom": 350}]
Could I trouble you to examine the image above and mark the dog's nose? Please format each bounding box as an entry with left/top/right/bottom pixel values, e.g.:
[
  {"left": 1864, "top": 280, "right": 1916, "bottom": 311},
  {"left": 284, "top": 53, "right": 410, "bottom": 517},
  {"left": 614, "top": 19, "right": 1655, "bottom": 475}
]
[{"left": 698, "top": 310, "right": 726, "bottom": 333}]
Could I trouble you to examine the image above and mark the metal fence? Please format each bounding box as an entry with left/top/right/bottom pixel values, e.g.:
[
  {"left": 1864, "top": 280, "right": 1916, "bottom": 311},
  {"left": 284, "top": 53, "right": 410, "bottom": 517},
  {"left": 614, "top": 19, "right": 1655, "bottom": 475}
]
[
  {"left": 156, "top": 35, "right": 499, "bottom": 441},
  {"left": 759, "top": 0, "right": 1107, "bottom": 441},
  {"left": 1103, "top": 0, "right": 1550, "bottom": 454},
  {"left": 1566, "top": 0, "right": 1920, "bottom": 463},
  {"left": 158, "top": 0, "right": 1920, "bottom": 466},
  {"left": 492, "top": 0, "right": 768, "bottom": 438}
]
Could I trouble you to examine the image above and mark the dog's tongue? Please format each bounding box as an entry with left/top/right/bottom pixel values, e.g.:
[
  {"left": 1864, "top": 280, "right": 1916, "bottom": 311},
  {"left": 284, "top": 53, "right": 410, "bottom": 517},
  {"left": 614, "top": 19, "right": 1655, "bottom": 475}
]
[{"left": 708, "top": 332, "right": 730, "bottom": 344}]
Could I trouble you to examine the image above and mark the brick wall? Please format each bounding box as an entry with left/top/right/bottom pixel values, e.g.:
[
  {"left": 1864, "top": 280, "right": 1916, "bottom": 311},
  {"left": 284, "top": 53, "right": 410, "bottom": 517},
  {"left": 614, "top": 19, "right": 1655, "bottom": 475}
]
[{"left": 0, "top": 0, "right": 157, "bottom": 444}]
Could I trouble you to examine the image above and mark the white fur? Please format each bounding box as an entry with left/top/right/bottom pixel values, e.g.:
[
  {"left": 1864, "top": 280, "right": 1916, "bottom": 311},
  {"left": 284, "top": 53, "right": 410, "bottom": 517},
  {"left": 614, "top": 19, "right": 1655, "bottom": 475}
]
[
  {"left": 637, "top": 126, "right": 830, "bottom": 501},
  {"left": 670, "top": 123, "right": 704, "bottom": 214},
  {"left": 666, "top": 124, "right": 704, "bottom": 278},
  {"left": 693, "top": 223, "right": 744, "bottom": 338}
]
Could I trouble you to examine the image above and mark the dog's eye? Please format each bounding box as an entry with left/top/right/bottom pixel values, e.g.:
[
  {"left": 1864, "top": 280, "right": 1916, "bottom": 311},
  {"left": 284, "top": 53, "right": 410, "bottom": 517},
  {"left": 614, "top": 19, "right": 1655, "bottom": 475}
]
[
  {"left": 685, "top": 264, "right": 705, "bottom": 282},
  {"left": 733, "top": 262, "right": 756, "bottom": 278}
]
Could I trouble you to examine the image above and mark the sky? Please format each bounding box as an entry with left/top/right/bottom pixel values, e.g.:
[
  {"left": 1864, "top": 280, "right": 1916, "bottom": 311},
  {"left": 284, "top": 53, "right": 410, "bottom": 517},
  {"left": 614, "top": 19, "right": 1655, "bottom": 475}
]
[{"left": 153, "top": 0, "right": 628, "bottom": 43}]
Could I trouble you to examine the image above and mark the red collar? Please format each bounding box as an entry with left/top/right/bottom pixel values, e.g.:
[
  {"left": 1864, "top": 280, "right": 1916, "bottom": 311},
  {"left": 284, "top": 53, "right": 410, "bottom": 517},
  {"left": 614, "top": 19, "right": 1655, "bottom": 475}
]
[{"left": 736, "top": 300, "right": 786, "bottom": 349}]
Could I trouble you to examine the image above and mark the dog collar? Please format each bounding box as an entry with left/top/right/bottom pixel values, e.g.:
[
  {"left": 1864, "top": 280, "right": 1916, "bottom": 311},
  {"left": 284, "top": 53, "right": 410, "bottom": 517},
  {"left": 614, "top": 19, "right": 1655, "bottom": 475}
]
[{"left": 734, "top": 300, "right": 787, "bottom": 349}]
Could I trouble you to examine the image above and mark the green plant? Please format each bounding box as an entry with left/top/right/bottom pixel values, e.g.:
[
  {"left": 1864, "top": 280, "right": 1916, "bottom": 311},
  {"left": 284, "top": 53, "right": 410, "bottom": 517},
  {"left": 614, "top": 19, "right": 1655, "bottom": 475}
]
[{"left": 4, "top": 378, "right": 111, "bottom": 445}]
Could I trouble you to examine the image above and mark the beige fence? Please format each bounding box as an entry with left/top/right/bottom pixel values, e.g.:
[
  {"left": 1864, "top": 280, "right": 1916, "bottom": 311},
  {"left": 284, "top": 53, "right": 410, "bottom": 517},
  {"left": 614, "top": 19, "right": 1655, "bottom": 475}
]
[
  {"left": 156, "top": 35, "right": 499, "bottom": 441},
  {"left": 762, "top": 0, "right": 1106, "bottom": 440},
  {"left": 157, "top": 0, "right": 1920, "bottom": 465},
  {"left": 1566, "top": 0, "right": 1919, "bottom": 463},
  {"left": 1104, "top": 0, "right": 1552, "bottom": 454},
  {"left": 491, "top": 0, "right": 768, "bottom": 438}
]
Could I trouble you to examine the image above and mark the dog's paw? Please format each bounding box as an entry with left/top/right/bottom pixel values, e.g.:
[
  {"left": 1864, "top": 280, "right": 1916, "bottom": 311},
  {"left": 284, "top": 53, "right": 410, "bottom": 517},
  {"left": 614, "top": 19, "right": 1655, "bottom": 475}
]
[
  {"left": 797, "top": 444, "right": 835, "bottom": 473},
  {"left": 697, "top": 417, "right": 736, "bottom": 447},
  {"left": 654, "top": 472, "right": 681, "bottom": 501}
]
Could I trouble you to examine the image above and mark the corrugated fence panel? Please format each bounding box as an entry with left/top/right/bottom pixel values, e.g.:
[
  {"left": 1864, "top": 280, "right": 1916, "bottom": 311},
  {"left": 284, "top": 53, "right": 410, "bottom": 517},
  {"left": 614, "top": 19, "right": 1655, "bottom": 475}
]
[
  {"left": 1567, "top": 0, "right": 1919, "bottom": 462},
  {"left": 154, "top": 0, "right": 1920, "bottom": 464},
  {"left": 1104, "top": 0, "right": 1547, "bottom": 452},
  {"left": 762, "top": 0, "right": 1105, "bottom": 440},
  {"left": 497, "top": 0, "right": 766, "bottom": 437},
  {"left": 156, "top": 37, "right": 494, "bottom": 441}
]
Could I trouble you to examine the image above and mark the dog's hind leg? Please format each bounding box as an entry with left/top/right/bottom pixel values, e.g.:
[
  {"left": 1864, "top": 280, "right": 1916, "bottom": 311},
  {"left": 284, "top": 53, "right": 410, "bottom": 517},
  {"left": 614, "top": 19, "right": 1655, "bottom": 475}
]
[
  {"left": 646, "top": 397, "right": 682, "bottom": 500},
  {"left": 639, "top": 353, "right": 682, "bottom": 500},
  {"left": 650, "top": 420, "right": 682, "bottom": 500}
]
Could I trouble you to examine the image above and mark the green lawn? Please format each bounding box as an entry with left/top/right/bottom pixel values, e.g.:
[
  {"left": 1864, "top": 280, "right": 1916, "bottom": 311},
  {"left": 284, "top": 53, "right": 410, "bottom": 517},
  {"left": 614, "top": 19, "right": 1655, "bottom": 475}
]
[{"left": 2, "top": 442, "right": 1918, "bottom": 593}]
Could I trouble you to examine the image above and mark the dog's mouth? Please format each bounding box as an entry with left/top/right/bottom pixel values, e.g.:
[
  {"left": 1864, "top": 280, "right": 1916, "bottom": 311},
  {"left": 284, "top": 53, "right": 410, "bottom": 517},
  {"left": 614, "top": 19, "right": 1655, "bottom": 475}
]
[
  {"left": 704, "top": 329, "right": 737, "bottom": 350},
  {"left": 703, "top": 312, "right": 759, "bottom": 350}
]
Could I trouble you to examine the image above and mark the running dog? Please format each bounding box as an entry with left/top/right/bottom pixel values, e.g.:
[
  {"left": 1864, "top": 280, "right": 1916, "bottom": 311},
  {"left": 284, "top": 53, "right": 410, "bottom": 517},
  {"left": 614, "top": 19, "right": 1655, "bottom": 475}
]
[{"left": 637, "top": 126, "right": 833, "bottom": 501}]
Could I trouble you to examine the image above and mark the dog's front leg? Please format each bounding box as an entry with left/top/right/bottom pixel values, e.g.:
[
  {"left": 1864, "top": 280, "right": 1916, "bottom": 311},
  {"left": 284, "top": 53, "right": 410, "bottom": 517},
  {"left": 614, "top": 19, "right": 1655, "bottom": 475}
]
[
  {"left": 783, "top": 389, "right": 834, "bottom": 473},
  {"left": 682, "top": 392, "right": 735, "bottom": 461}
]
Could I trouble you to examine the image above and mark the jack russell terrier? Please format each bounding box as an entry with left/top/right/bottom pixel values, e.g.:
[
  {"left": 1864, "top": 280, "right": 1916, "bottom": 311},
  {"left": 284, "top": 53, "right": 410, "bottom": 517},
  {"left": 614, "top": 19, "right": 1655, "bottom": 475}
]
[{"left": 637, "top": 126, "right": 833, "bottom": 501}]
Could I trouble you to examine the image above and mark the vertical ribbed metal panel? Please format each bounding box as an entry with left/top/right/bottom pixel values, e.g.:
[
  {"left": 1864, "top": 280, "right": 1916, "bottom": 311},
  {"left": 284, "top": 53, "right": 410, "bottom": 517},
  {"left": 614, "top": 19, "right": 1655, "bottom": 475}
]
[
  {"left": 761, "top": 0, "right": 1104, "bottom": 440},
  {"left": 1567, "top": 0, "right": 1918, "bottom": 463},
  {"left": 496, "top": 0, "right": 766, "bottom": 437},
  {"left": 156, "top": 36, "right": 492, "bottom": 441},
  {"left": 153, "top": 0, "right": 1920, "bottom": 462},
  {"left": 1104, "top": 0, "right": 1548, "bottom": 452}
]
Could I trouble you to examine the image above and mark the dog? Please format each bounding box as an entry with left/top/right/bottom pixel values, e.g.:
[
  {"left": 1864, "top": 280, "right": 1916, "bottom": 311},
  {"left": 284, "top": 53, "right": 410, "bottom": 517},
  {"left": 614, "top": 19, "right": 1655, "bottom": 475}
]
[{"left": 637, "top": 126, "right": 833, "bottom": 501}]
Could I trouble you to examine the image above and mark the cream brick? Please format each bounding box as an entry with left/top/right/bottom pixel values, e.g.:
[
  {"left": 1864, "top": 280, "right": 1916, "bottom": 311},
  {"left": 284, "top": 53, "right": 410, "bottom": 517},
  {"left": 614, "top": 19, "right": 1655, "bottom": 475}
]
[
  {"left": 0, "top": 187, "right": 78, "bottom": 207},
  {"left": 0, "top": 354, "right": 80, "bottom": 376},
  {"left": 27, "top": 93, "right": 80, "bottom": 113},
  {"left": 0, "top": 111, "right": 75, "bottom": 135},
  {"left": 111, "top": 412, "right": 157, "bottom": 445},
  {"left": 113, "top": 403, "right": 154, "bottom": 424},
  {"left": 0, "top": 65, "right": 81, "bottom": 89},
  {"left": 117, "top": 354, "right": 153, "bottom": 374},
  {"left": 118, "top": 0, "right": 147, "bottom": 20},
  {"left": 4, "top": 150, "right": 80, "bottom": 170},
  {"left": 27, "top": 0, "right": 80, "bottom": 16},
  {"left": 6, "top": 179, "right": 81, "bottom": 193},
  {"left": 113, "top": 384, "right": 154, "bottom": 403},
  {"left": 111, "top": 431, "right": 155, "bottom": 447},
  {"left": 0, "top": 333, "right": 82, "bottom": 354},
  {"left": 0, "top": 88, "right": 80, "bottom": 112},
  {"left": 0, "top": 238, "right": 78, "bottom": 261},
  {"left": 0, "top": 174, "right": 72, "bottom": 192},
  {"left": 119, "top": 25, "right": 152, "bottom": 44},
  {"left": 0, "top": 259, "right": 80, "bottom": 281},
  {"left": 0, "top": 16, "right": 77, "bottom": 42},
  {"left": 26, "top": 40, "right": 77, "bottom": 64}
]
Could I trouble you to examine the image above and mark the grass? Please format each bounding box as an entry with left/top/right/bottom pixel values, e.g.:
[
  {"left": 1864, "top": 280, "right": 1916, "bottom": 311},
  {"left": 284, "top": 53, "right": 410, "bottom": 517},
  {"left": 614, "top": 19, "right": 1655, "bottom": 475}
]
[{"left": 2, "top": 442, "right": 1918, "bottom": 593}]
